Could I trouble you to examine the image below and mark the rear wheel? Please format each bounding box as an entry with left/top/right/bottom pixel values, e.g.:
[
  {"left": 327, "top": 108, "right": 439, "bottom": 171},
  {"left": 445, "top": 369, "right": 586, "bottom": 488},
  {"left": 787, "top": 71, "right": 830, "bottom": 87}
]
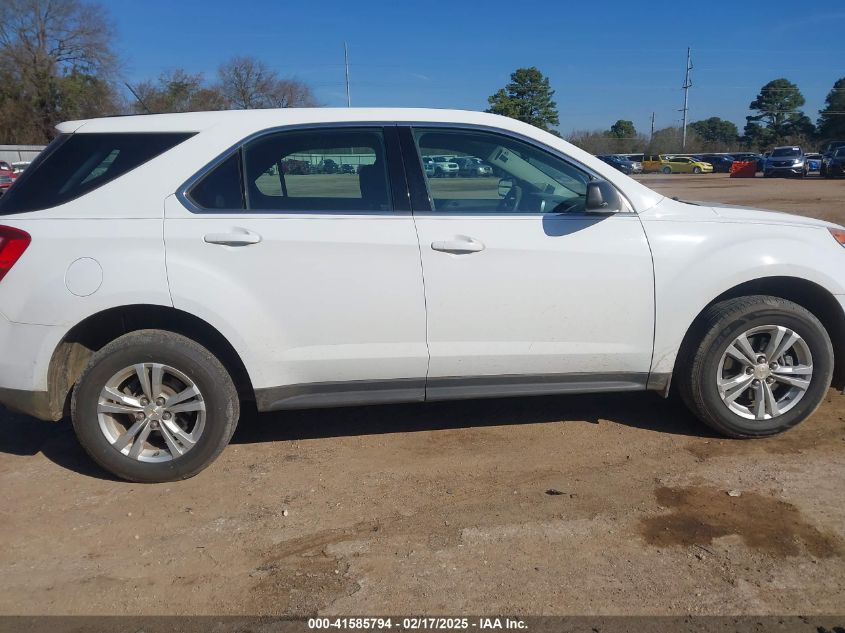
[
  {"left": 678, "top": 296, "right": 832, "bottom": 438},
  {"left": 661, "top": 166, "right": 672, "bottom": 174},
  {"left": 72, "top": 330, "right": 239, "bottom": 482}
]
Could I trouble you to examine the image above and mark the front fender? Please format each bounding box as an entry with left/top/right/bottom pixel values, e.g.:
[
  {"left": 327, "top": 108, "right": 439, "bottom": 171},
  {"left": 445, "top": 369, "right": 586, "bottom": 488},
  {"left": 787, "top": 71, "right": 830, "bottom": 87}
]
[{"left": 643, "top": 215, "right": 845, "bottom": 376}]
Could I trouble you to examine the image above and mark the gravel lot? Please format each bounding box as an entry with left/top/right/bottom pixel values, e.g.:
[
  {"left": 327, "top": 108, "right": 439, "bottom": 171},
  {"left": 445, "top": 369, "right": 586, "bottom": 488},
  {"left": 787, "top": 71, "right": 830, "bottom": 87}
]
[{"left": 1, "top": 173, "right": 844, "bottom": 616}]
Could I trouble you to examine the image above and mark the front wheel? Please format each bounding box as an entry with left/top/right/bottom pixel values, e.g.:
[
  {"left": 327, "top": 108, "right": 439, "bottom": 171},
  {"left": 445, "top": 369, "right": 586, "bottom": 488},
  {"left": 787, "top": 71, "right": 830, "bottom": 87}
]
[
  {"left": 678, "top": 295, "right": 833, "bottom": 438},
  {"left": 693, "top": 166, "right": 702, "bottom": 174},
  {"left": 72, "top": 330, "right": 240, "bottom": 482},
  {"left": 661, "top": 166, "right": 672, "bottom": 174}
]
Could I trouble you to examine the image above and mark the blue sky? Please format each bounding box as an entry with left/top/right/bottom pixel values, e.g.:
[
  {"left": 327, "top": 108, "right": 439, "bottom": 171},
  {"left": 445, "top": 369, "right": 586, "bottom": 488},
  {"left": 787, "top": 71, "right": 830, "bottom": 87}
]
[{"left": 109, "top": 0, "right": 845, "bottom": 135}]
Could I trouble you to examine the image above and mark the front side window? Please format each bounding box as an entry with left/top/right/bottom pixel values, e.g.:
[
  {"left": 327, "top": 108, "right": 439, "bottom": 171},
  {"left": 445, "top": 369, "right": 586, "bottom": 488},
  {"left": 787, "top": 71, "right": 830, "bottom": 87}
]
[
  {"left": 243, "top": 128, "right": 391, "bottom": 212},
  {"left": 413, "top": 128, "right": 591, "bottom": 214},
  {"left": 0, "top": 132, "right": 193, "bottom": 214}
]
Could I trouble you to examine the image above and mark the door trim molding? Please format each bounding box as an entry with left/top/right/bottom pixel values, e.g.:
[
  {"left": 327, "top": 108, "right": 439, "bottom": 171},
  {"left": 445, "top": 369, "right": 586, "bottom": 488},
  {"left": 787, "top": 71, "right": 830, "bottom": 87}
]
[{"left": 254, "top": 372, "right": 649, "bottom": 412}]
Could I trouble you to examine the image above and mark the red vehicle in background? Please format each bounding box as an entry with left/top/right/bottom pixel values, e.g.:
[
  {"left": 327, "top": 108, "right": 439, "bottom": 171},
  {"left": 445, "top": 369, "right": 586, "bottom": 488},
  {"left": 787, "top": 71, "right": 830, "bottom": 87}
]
[{"left": 0, "top": 161, "right": 17, "bottom": 195}]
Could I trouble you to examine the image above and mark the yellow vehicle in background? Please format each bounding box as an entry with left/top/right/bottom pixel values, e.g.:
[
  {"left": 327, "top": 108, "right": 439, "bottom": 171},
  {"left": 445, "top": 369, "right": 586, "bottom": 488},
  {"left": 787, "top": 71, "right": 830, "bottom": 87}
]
[{"left": 642, "top": 154, "right": 713, "bottom": 174}]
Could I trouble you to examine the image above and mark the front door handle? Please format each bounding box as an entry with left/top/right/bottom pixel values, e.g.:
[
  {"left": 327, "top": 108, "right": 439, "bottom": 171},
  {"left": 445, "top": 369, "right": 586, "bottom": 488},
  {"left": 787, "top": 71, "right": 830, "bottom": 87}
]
[
  {"left": 431, "top": 236, "right": 485, "bottom": 254},
  {"left": 203, "top": 228, "right": 262, "bottom": 246}
]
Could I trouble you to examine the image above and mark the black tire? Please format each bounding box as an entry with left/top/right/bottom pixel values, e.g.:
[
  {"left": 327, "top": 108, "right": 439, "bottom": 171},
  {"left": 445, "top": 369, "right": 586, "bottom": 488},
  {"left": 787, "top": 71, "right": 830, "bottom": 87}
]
[
  {"left": 434, "top": 167, "right": 443, "bottom": 178},
  {"left": 661, "top": 166, "right": 672, "bottom": 174},
  {"left": 677, "top": 295, "right": 833, "bottom": 438},
  {"left": 693, "top": 166, "right": 702, "bottom": 174},
  {"left": 71, "top": 330, "right": 239, "bottom": 482}
]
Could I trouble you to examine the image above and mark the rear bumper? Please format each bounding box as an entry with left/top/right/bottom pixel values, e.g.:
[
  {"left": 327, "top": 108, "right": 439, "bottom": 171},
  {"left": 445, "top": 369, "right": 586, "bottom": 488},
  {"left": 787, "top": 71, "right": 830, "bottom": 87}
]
[
  {"left": 0, "top": 313, "right": 65, "bottom": 420},
  {"left": 0, "top": 387, "right": 53, "bottom": 420}
]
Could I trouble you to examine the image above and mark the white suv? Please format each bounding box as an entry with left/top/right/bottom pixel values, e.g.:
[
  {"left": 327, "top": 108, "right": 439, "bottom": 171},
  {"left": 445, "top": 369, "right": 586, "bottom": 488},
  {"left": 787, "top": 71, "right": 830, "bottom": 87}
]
[{"left": 1, "top": 108, "right": 844, "bottom": 482}]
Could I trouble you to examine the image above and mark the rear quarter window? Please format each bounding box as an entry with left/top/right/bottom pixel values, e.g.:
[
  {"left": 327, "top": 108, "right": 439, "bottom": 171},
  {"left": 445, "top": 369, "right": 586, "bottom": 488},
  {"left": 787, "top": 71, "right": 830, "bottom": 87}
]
[{"left": 0, "top": 132, "right": 194, "bottom": 214}]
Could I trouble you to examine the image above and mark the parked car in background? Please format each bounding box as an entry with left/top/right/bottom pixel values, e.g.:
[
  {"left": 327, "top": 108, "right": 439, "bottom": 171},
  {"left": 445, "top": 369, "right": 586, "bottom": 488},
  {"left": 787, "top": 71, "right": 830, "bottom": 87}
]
[
  {"left": 340, "top": 163, "right": 355, "bottom": 174},
  {"left": 454, "top": 157, "right": 493, "bottom": 177},
  {"left": 11, "top": 161, "right": 30, "bottom": 174},
  {"left": 821, "top": 140, "right": 845, "bottom": 158},
  {"left": 822, "top": 147, "right": 845, "bottom": 178},
  {"left": 805, "top": 153, "right": 822, "bottom": 173},
  {"left": 3, "top": 108, "right": 845, "bottom": 482},
  {"left": 422, "top": 156, "right": 435, "bottom": 177},
  {"left": 644, "top": 155, "right": 713, "bottom": 174},
  {"left": 430, "top": 155, "right": 460, "bottom": 177},
  {"left": 695, "top": 154, "right": 735, "bottom": 173},
  {"left": 764, "top": 146, "right": 807, "bottom": 178},
  {"left": 0, "top": 173, "right": 14, "bottom": 195},
  {"left": 597, "top": 154, "right": 640, "bottom": 175},
  {"left": 0, "top": 163, "right": 16, "bottom": 195},
  {"left": 821, "top": 143, "right": 845, "bottom": 177},
  {"left": 320, "top": 158, "right": 339, "bottom": 174}
]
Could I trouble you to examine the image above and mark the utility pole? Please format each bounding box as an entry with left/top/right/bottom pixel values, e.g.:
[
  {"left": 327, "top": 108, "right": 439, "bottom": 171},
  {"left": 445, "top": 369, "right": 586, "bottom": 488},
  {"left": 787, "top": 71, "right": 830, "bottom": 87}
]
[
  {"left": 344, "top": 42, "right": 351, "bottom": 107},
  {"left": 680, "top": 47, "right": 692, "bottom": 149},
  {"left": 650, "top": 111, "right": 655, "bottom": 141}
]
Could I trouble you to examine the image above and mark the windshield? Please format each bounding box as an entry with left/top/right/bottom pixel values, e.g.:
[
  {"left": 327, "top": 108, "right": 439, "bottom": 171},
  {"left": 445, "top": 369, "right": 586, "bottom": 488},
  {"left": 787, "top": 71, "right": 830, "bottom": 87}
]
[
  {"left": 836, "top": 149, "right": 845, "bottom": 157},
  {"left": 772, "top": 148, "right": 800, "bottom": 157}
]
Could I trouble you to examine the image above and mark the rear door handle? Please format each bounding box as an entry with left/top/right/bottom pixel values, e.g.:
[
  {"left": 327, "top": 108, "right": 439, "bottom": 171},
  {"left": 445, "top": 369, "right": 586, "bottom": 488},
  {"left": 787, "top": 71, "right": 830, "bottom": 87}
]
[
  {"left": 431, "top": 236, "right": 485, "bottom": 254},
  {"left": 203, "top": 228, "right": 262, "bottom": 246}
]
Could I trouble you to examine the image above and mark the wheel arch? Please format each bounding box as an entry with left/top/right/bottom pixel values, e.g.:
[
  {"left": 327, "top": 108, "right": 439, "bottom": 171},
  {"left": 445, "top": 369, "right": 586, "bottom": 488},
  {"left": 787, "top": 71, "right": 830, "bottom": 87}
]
[
  {"left": 671, "top": 276, "right": 845, "bottom": 394},
  {"left": 45, "top": 304, "right": 255, "bottom": 420}
]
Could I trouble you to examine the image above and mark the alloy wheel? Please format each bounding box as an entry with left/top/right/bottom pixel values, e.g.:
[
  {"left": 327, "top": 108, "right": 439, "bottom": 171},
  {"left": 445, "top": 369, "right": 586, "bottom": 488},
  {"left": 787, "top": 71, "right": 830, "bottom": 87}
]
[
  {"left": 97, "top": 363, "right": 206, "bottom": 462},
  {"left": 717, "top": 325, "right": 813, "bottom": 421}
]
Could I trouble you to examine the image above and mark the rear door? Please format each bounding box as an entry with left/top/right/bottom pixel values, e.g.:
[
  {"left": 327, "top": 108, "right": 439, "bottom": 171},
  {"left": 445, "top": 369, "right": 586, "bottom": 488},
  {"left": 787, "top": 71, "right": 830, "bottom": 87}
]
[
  {"left": 164, "top": 125, "right": 429, "bottom": 410},
  {"left": 401, "top": 126, "right": 655, "bottom": 399}
]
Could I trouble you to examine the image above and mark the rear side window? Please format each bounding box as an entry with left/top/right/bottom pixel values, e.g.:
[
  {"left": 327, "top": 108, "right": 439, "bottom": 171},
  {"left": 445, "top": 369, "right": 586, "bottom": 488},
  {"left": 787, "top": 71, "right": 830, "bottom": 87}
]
[
  {"left": 0, "top": 132, "right": 193, "bottom": 214},
  {"left": 187, "top": 152, "right": 245, "bottom": 210},
  {"left": 243, "top": 128, "right": 391, "bottom": 212}
]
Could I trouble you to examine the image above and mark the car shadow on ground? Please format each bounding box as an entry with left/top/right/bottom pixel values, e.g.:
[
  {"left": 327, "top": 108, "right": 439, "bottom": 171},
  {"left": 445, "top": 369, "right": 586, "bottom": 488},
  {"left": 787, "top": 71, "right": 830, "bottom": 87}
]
[
  {"left": 232, "top": 391, "right": 716, "bottom": 445},
  {"left": 0, "top": 392, "right": 717, "bottom": 481}
]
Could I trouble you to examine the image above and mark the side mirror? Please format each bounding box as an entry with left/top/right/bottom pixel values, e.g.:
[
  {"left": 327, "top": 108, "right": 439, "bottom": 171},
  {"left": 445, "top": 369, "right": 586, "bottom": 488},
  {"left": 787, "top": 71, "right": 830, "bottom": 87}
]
[
  {"left": 497, "top": 178, "right": 513, "bottom": 198},
  {"left": 585, "top": 180, "right": 624, "bottom": 213}
]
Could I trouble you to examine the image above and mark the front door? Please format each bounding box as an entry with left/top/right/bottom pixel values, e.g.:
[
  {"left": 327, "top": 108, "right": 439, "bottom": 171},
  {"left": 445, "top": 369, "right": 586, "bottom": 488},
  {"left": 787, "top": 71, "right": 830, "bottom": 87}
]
[{"left": 403, "top": 126, "right": 655, "bottom": 399}]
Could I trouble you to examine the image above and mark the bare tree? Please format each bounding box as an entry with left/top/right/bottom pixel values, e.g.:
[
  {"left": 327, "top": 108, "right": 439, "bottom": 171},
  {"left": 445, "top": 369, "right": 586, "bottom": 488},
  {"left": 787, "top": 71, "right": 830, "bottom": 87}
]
[
  {"left": 132, "top": 69, "right": 226, "bottom": 114},
  {"left": 0, "top": 0, "right": 120, "bottom": 142},
  {"left": 266, "top": 78, "right": 318, "bottom": 108},
  {"left": 217, "top": 56, "right": 317, "bottom": 109},
  {"left": 567, "top": 129, "right": 648, "bottom": 155}
]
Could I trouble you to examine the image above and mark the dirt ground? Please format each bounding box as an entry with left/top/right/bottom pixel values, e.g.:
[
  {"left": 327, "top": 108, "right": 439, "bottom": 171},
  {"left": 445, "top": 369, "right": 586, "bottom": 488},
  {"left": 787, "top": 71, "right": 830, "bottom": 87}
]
[{"left": 1, "top": 173, "right": 844, "bottom": 616}]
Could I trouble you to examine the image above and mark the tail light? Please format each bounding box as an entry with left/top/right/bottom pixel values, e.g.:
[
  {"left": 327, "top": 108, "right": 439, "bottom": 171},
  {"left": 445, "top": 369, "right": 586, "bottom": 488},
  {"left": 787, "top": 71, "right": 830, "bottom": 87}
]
[{"left": 0, "top": 225, "right": 31, "bottom": 283}]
